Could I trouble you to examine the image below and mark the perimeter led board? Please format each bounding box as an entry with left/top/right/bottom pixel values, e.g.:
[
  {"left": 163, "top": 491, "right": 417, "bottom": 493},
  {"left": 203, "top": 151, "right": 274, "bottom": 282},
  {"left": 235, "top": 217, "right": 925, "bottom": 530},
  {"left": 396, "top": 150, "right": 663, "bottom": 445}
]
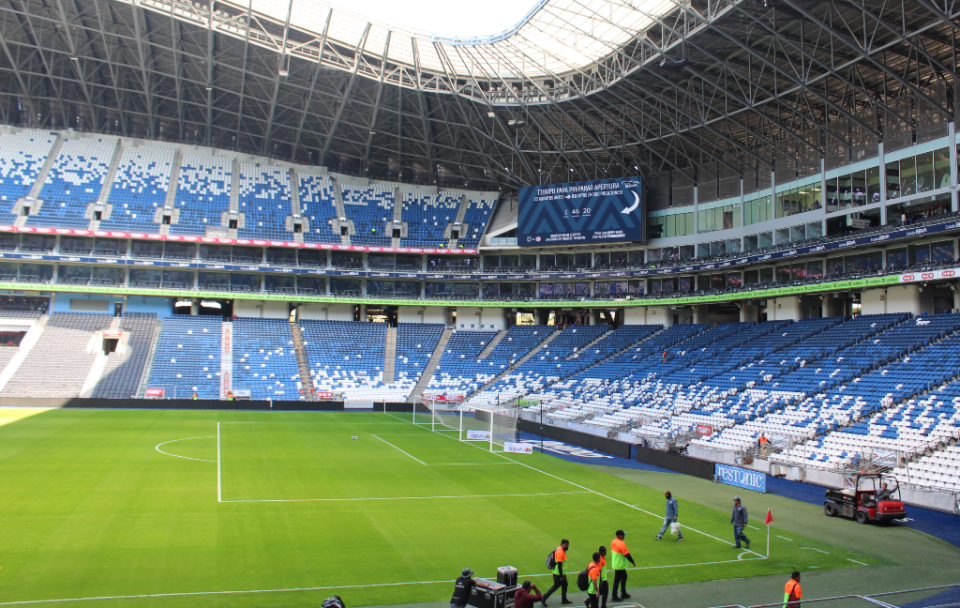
[{"left": 517, "top": 177, "right": 644, "bottom": 247}]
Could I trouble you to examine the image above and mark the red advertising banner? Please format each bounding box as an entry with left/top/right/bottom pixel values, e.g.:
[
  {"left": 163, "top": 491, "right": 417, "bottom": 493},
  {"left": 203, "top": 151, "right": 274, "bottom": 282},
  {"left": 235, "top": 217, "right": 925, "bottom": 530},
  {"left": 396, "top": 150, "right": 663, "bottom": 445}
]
[
  {"left": 423, "top": 394, "right": 464, "bottom": 403},
  {"left": 695, "top": 424, "right": 713, "bottom": 436},
  {"left": 144, "top": 388, "right": 166, "bottom": 399}
]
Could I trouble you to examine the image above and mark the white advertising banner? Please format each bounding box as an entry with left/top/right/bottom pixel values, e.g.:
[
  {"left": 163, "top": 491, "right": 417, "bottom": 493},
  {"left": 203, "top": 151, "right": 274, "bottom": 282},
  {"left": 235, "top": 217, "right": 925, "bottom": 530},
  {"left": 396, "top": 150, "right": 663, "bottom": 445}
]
[
  {"left": 900, "top": 268, "right": 959, "bottom": 283},
  {"left": 467, "top": 430, "right": 491, "bottom": 440},
  {"left": 504, "top": 442, "right": 533, "bottom": 454}
]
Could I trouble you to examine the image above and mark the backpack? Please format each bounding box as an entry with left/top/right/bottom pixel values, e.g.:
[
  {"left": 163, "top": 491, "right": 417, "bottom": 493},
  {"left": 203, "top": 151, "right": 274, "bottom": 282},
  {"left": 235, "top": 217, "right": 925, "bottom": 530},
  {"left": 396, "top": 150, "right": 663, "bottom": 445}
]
[
  {"left": 322, "top": 597, "right": 345, "bottom": 608},
  {"left": 576, "top": 569, "right": 590, "bottom": 592},
  {"left": 545, "top": 549, "right": 557, "bottom": 570}
]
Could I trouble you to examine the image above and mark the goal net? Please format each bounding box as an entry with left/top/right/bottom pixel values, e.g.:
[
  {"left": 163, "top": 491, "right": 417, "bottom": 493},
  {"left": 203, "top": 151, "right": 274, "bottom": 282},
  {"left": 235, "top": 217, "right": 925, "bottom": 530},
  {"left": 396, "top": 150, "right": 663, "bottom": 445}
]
[
  {"left": 460, "top": 406, "right": 520, "bottom": 452},
  {"left": 412, "top": 396, "right": 463, "bottom": 433}
]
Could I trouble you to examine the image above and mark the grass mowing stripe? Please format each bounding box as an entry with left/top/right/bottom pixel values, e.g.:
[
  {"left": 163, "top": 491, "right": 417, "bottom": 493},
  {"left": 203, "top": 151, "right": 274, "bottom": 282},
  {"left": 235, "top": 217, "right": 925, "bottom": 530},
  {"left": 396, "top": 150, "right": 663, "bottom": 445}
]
[
  {"left": 435, "top": 429, "right": 771, "bottom": 558},
  {"left": 154, "top": 437, "right": 216, "bottom": 463},
  {"left": 219, "top": 491, "right": 592, "bottom": 503}
]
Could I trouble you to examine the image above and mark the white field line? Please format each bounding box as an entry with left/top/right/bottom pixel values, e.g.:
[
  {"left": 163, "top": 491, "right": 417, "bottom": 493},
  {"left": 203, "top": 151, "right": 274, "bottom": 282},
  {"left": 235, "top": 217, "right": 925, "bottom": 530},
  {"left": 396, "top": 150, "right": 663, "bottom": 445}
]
[
  {"left": 777, "top": 535, "right": 794, "bottom": 542},
  {"left": 435, "top": 430, "right": 769, "bottom": 559},
  {"left": 219, "top": 491, "right": 591, "bottom": 503},
  {"left": 847, "top": 558, "right": 868, "bottom": 566},
  {"left": 800, "top": 546, "right": 830, "bottom": 555},
  {"left": 220, "top": 421, "right": 407, "bottom": 425},
  {"left": 217, "top": 422, "right": 222, "bottom": 503},
  {"left": 371, "top": 434, "right": 426, "bottom": 464},
  {"left": 154, "top": 437, "right": 215, "bottom": 463},
  {"left": 0, "top": 559, "right": 757, "bottom": 606}
]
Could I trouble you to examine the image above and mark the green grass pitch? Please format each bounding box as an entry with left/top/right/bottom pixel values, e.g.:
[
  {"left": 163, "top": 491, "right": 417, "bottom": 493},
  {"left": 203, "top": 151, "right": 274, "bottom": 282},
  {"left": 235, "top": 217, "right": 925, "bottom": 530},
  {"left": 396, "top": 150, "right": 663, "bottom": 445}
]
[{"left": 0, "top": 408, "right": 886, "bottom": 608}]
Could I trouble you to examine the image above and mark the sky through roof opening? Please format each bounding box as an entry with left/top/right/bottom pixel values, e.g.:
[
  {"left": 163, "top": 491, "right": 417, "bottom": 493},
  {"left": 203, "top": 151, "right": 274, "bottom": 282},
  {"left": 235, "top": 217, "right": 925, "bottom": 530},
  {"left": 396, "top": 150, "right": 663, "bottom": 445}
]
[{"left": 328, "top": 0, "right": 537, "bottom": 37}]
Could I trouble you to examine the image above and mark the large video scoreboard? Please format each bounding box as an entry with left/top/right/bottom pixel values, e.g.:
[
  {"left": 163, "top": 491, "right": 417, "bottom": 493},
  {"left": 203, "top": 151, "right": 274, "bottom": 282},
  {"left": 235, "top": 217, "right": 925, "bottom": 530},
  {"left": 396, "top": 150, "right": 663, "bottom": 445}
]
[{"left": 517, "top": 177, "right": 644, "bottom": 247}]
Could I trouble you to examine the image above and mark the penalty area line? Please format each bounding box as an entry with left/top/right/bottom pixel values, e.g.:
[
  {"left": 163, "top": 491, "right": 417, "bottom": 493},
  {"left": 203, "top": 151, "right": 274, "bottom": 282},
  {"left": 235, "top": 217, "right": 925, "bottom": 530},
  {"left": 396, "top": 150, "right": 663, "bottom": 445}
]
[
  {"left": 0, "top": 558, "right": 762, "bottom": 606},
  {"left": 371, "top": 434, "right": 426, "bottom": 464},
  {"left": 154, "top": 437, "right": 216, "bottom": 463}
]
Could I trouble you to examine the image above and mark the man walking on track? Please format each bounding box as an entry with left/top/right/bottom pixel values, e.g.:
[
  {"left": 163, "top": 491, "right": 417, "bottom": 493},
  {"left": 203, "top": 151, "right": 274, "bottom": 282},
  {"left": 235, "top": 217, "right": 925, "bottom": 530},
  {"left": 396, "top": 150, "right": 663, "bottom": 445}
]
[
  {"left": 597, "top": 546, "right": 609, "bottom": 608},
  {"left": 783, "top": 572, "right": 802, "bottom": 608},
  {"left": 586, "top": 551, "right": 602, "bottom": 608},
  {"left": 731, "top": 497, "right": 750, "bottom": 549},
  {"left": 542, "top": 540, "right": 572, "bottom": 606},
  {"left": 656, "top": 491, "right": 683, "bottom": 541},
  {"left": 610, "top": 530, "right": 635, "bottom": 601}
]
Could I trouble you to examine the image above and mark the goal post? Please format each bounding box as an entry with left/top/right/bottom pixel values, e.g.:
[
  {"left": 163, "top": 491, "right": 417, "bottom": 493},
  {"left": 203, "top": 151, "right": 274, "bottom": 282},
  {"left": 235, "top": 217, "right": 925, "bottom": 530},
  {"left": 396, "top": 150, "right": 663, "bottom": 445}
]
[
  {"left": 413, "top": 395, "right": 464, "bottom": 433},
  {"left": 460, "top": 406, "right": 521, "bottom": 452}
]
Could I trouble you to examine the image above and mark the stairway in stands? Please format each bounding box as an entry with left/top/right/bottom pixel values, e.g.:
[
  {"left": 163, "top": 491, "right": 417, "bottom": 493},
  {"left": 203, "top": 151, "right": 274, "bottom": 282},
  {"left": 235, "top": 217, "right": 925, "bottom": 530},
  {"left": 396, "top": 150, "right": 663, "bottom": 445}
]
[
  {"left": 469, "top": 330, "right": 561, "bottom": 397},
  {"left": 409, "top": 328, "right": 453, "bottom": 403},
  {"left": 382, "top": 326, "right": 397, "bottom": 383},
  {"left": 136, "top": 319, "right": 164, "bottom": 397},
  {"left": 289, "top": 321, "right": 315, "bottom": 400}
]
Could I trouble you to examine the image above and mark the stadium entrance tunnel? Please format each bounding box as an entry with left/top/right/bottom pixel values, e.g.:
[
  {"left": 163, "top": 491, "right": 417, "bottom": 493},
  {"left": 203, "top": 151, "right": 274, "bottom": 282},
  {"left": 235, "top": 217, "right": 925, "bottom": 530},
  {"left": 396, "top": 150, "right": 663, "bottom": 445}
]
[
  {"left": 364, "top": 305, "right": 398, "bottom": 325},
  {"left": 102, "top": 334, "right": 119, "bottom": 355}
]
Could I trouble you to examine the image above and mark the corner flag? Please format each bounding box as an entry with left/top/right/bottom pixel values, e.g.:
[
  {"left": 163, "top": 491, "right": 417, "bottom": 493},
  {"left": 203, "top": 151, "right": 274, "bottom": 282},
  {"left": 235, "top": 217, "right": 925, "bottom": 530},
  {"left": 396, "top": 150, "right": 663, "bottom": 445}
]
[{"left": 765, "top": 509, "right": 774, "bottom": 525}]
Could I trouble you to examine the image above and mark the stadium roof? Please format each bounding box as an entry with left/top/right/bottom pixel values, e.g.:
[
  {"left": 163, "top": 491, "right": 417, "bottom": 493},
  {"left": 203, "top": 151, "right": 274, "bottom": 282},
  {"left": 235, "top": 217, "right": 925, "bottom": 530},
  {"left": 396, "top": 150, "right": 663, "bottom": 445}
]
[{"left": 0, "top": 0, "right": 956, "bottom": 191}]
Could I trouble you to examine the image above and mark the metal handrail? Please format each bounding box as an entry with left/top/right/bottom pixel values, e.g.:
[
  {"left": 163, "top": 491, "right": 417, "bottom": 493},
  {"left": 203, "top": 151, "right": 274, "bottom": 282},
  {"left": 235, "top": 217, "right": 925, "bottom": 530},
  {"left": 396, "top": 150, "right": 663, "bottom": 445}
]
[{"left": 742, "top": 584, "right": 959, "bottom": 608}]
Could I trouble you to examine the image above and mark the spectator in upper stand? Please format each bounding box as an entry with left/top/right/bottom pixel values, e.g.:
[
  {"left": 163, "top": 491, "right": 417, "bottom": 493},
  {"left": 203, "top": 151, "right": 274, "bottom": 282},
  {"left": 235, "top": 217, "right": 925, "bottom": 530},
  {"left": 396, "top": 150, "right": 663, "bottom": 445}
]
[{"left": 192, "top": 392, "right": 198, "bottom": 400}]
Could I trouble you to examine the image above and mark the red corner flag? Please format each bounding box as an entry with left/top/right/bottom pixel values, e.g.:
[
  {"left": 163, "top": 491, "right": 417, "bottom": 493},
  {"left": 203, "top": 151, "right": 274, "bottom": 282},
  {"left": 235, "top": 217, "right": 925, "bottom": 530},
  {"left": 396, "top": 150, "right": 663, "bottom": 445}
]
[{"left": 765, "top": 509, "right": 774, "bottom": 525}]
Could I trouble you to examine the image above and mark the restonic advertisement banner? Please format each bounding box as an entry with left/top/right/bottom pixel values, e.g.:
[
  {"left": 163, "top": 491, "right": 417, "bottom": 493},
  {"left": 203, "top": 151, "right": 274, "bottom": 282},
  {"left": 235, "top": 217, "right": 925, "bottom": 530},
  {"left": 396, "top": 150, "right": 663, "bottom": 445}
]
[{"left": 715, "top": 463, "right": 767, "bottom": 493}]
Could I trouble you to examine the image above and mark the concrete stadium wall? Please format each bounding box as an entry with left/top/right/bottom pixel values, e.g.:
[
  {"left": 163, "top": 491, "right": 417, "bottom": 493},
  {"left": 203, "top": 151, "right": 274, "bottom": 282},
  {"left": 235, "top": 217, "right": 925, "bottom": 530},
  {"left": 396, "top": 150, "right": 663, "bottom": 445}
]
[
  {"left": 397, "top": 306, "right": 450, "bottom": 325},
  {"left": 54, "top": 293, "right": 121, "bottom": 314},
  {"left": 124, "top": 296, "right": 174, "bottom": 316},
  {"left": 517, "top": 419, "right": 633, "bottom": 459}
]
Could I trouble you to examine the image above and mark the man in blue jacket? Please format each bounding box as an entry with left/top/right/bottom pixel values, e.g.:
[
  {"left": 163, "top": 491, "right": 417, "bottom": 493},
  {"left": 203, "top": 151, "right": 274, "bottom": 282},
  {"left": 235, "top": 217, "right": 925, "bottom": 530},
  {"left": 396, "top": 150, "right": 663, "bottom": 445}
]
[
  {"left": 731, "top": 497, "right": 750, "bottom": 549},
  {"left": 656, "top": 491, "right": 683, "bottom": 540}
]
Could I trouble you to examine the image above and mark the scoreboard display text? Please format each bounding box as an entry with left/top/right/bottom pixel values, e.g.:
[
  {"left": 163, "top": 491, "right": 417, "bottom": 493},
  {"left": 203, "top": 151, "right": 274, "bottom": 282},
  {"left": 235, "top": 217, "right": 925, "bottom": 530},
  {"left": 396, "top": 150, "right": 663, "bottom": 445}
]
[{"left": 517, "top": 177, "right": 644, "bottom": 247}]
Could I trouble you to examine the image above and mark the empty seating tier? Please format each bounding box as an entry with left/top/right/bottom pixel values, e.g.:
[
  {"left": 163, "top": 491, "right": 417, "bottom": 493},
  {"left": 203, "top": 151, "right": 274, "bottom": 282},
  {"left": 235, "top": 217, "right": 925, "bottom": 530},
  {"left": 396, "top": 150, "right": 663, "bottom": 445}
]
[
  {"left": 146, "top": 316, "right": 223, "bottom": 399},
  {"left": 341, "top": 184, "right": 393, "bottom": 246},
  {"left": 0, "top": 130, "right": 57, "bottom": 221},
  {"left": 30, "top": 138, "right": 117, "bottom": 228},
  {"left": 172, "top": 155, "right": 232, "bottom": 236},
  {"left": 233, "top": 318, "right": 300, "bottom": 400},
  {"left": 300, "top": 320, "right": 386, "bottom": 400},
  {"left": 1, "top": 313, "right": 114, "bottom": 398},
  {"left": 400, "top": 192, "right": 459, "bottom": 247},
  {"left": 238, "top": 165, "right": 292, "bottom": 240},
  {"left": 92, "top": 313, "right": 158, "bottom": 399},
  {"left": 100, "top": 146, "right": 174, "bottom": 232},
  {"left": 298, "top": 174, "right": 340, "bottom": 244}
]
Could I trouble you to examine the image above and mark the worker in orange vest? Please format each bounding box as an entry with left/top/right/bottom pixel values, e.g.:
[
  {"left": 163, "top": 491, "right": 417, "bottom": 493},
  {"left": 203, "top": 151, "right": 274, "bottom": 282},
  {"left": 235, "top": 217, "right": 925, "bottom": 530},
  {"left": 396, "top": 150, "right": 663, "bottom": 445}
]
[{"left": 784, "top": 571, "right": 802, "bottom": 608}]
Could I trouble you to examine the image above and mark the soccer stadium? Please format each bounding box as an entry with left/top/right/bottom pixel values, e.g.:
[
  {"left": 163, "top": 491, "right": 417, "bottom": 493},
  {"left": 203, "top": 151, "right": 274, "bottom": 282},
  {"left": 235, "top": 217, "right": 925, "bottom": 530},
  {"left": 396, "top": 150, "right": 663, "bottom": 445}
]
[{"left": 0, "top": 0, "right": 959, "bottom": 606}]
